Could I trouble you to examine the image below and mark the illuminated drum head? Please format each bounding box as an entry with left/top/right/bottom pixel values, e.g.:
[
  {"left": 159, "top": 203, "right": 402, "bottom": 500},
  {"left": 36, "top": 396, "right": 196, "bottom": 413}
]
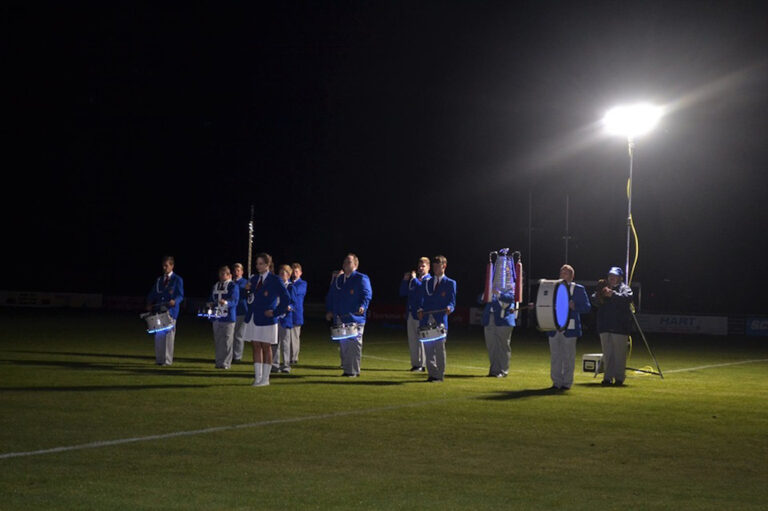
[{"left": 554, "top": 282, "right": 570, "bottom": 330}]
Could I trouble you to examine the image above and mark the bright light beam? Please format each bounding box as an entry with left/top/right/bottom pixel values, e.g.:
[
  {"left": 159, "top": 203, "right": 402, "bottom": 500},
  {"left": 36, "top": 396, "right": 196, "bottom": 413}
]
[{"left": 603, "top": 103, "right": 663, "bottom": 139}]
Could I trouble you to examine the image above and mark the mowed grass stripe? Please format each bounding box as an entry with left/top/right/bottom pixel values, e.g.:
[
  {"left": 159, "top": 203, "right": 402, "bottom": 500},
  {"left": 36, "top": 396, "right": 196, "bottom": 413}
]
[
  {"left": 3, "top": 356, "right": 765, "bottom": 460},
  {"left": 0, "top": 396, "right": 462, "bottom": 460}
]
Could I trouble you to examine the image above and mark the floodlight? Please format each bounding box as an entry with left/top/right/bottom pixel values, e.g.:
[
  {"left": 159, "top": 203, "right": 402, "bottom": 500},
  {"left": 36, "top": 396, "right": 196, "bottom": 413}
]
[{"left": 603, "top": 103, "right": 662, "bottom": 139}]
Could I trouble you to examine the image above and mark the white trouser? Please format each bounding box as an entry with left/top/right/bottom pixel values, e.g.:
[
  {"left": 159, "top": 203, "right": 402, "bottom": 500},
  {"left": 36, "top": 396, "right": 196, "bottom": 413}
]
[
  {"left": 340, "top": 325, "right": 364, "bottom": 375},
  {"left": 484, "top": 323, "right": 513, "bottom": 376},
  {"left": 272, "top": 326, "right": 292, "bottom": 370},
  {"left": 600, "top": 332, "right": 628, "bottom": 383},
  {"left": 424, "top": 337, "right": 446, "bottom": 379},
  {"left": 154, "top": 320, "right": 176, "bottom": 365},
  {"left": 549, "top": 331, "right": 576, "bottom": 388},
  {"left": 233, "top": 315, "right": 246, "bottom": 360},
  {"left": 288, "top": 325, "right": 301, "bottom": 363},
  {"left": 213, "top": 321, "right": 235, "bottom": 368},
  {"left": 407, "top": 316, "right": 425, "bottom": 368}
]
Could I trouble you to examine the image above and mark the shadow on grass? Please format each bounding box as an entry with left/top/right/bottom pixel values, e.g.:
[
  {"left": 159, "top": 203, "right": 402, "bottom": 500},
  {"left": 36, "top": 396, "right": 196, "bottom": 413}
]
[
  {"left": 0, "top": 358, "right": 259, "bottom": 379},
  {"left": 298, "top": 379, "right": 405, "bottom": 386},
  {"left": 479, "top": 387, "right": 564, "bottom": 401},
  {"left": 5, "top": 350, "right": 211, "bottom": 364},
  {"left": 0, "top": 383, "right": 220, "bottom": 392}
]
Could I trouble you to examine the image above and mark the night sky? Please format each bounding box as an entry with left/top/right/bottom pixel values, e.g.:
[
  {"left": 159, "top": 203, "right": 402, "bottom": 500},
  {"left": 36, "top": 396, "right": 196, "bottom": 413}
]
[{"left": 5, "top": 1, "right": 768, "bottom": 314}]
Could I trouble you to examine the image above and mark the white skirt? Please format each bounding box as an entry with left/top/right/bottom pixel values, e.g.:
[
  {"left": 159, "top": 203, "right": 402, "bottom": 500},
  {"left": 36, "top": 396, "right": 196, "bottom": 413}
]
[{"left": 242, "top": 322, "right": 278, "bottom": 345}]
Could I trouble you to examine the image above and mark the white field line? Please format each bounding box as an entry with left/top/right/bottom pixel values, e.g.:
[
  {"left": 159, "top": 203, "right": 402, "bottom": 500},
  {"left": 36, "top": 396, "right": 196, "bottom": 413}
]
[
  {"left": 5, "top": 359, "right": 765, "bottom": 460},
  {"left": 663, "top": 358, "right": 768, "bottom": 374},
  {"left": 0, "top": 397, "right": 459, "bottom": 461}
]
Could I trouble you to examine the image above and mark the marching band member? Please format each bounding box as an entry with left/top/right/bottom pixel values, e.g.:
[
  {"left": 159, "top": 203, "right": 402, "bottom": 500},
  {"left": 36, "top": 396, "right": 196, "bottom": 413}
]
[
  {"left": 481, "top": 289, "right": 516, "bottom": 378},
  {"left": 547, "top": 264, "right": 590, "bottom": 390},
  {"left": 591, "top": 266, "right": 633, "bottom": 386},
  {"left": 243, "top": 253, "right": 290, "bottom": 387},
  {"left": 289, "top": 262, "right": 307, "bottom": 365},
  {"left": 399, "top": 257, "right": 431, "bottom": 372},
  {"left": 146, "top": 256, "right": 184, "bottom": 366},
  {"left": 325, "top": 253, "right": 372, "bottom": 377},
  {"left": 208, "top": 265, "right": 239, "bottom": 369},
  {"left": 417, "top": 255, "right": 456, "bottom": 382},
  {"left": 232, "top": 262, "right": 248, "bottom": 363},
  {"left": 272, "top": 265, "right": 295, "bottom": 373}
]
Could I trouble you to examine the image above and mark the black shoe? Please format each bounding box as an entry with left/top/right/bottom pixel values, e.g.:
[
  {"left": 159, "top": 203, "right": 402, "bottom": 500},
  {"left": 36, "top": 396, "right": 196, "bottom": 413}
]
[
  {"left": 342, "top": 373, "right": 358, "bottom": 378},
  {"left": 601, "top": 379, "right": 611, "bottom": 386},
  {"left": 427, "top": 377, "right": 444, "bottom": 382},
  {"left": 548, "top": 385, "right": 559, "bottom": 390},
  {"left": 410, "top": 366, "right": 425, "bottom": 372}
]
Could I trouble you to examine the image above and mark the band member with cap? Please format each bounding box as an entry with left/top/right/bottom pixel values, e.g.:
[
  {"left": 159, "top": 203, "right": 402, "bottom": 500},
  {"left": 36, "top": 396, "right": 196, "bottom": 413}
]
[
  {"left": 547, "top": 264, "right": 591, "bottom": 390},
  {"left": 591, "top": 266, "right": 633, "bottom": 386},
  {"left": 481, "top": 288, "right": 516, "bottom": 378},
  {"left": 272, "top": 265, "right": 295, "bottom": 373},
  {"left": 289, "top": 263, "right": 307, "bottom": 365},
  {"left": 399, "top": 257, "right": 431, "bottom": 372},
  {"left": 232, "top": 262, "right": 248, "bottom": 362},
  {"left": 207, "top": 265, "right": 239, "bottom": 369},
  {"left": 417, "top": 255, "right": 456, "bottom": 382},
  {"left": 243, "top": 253, "right": 291, "bottom": 387},
  {"left": 146, "top": 256, "right": 184, "bottom": 366},
  {"left": 325, "top": 253, "right": 372, "bottom": 377}
]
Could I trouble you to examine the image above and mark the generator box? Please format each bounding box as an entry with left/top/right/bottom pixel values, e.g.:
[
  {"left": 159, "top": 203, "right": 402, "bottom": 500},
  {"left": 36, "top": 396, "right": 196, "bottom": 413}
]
[{"left": 582, "top": 353, "right": 604, "bottom": 374}]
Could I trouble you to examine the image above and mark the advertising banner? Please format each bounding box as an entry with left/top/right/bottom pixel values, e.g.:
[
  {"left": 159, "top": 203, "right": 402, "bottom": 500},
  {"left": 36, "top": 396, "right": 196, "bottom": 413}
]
[
  {"left": 745, "top": 318, "right": 768, "bottom": 337},
  {"left": 635, "top": 314, "right": 727, "bottom": 335}
]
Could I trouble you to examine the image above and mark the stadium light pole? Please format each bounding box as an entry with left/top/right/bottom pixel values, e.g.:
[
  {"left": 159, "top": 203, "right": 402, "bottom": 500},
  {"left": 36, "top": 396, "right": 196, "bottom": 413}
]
[
  {"left": 603, "top": 103, "right": 663, "bottom": 282},
  {"left": 603, "top": 102, "right": 664, "bottom": 379}
]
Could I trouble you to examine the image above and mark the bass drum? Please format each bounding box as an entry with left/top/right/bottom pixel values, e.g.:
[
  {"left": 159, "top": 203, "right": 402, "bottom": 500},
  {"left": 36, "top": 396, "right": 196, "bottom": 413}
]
[{"left": 535, "top": 279, "right": 570, "bottom": 331}]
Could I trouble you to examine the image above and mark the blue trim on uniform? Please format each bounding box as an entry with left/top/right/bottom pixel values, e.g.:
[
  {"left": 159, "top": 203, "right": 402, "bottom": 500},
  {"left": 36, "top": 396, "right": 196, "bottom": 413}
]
[
  {"left": 418, "top": 276, "right": 456, "bottom": 328},
  {"left": 147, "top": 273, "right": 184, "bottom": 319},
  {"left": 245, "top": 273, "right": 291, "bottom": 326},
  {"left": 480, "top": 290, "right": 517, "bottom": 327},
  {"left": 290, "top": 278, "right": 307, "bottom": 326},
  {"left": 326, "top": 271, "right": 373, "bottom": 325},
  {"left": 234, "top": 277, "right": 248, "bottom": 316},
  {"left": 400, "top": 275, "right": 430, "bottom": 320},
  {"left": 207, "top": 280, "right": 239, "bottom": 323}
]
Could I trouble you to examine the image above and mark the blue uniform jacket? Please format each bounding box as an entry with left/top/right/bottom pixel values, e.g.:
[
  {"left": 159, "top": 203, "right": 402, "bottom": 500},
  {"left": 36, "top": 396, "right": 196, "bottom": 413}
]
[
  {"left": 418, "top": 276, "right": 456, "bottom": 328},
  {"left": 245, "top": 273, "right": 291, "bottom": 326},
  {"left": 234, "top": 277, "right": 248, "bottom": 316},
  {"left": 547, "top": 283, "right": 590, "bottom": 337},
  {"left": 278, "top": 281, "right": 295, "bottom": 329},
  {"left": 326, "top": 271, "right": 372, "bottom": 325},
  {"left": 591, "top": 283, "right": 633, "bottom": 335},
  {"left": 399, "top": 275, "right": 430, "bottom": 320},
  {"left": 290, "top": 278, "right": 307, "bottom": 326},
  {"left": 208, "top": 280, "right": 239, "bottom": 323},
  {"left": 147, "top": 273, "right": 184, "bottom": 319},
  {"left": 480, "top": 290, "right": 517, "bottom": 327}
]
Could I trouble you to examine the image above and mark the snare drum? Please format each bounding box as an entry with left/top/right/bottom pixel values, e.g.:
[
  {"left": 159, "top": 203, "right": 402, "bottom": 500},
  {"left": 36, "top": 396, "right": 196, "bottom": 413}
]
[
  {"left": 197, "top": 305, "right": 227, "bottom": 320},
  {"left": 141, "top": 311, "right": 174, "bottom": 334},
  {"left": 418, "top": 323, "right": 447, "bottom": 342},
  {"left": 535, "top": 279, "right": 570, "bottom": 331},
  {"left": 330, "top": 322, "right": 359, "bottom": 341}
]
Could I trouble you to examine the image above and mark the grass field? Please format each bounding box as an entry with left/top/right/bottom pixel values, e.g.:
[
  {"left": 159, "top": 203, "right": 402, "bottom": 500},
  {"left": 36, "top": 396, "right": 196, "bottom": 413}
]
[{"left": 1, "top": 309, "right": 767, "bottom": 510}]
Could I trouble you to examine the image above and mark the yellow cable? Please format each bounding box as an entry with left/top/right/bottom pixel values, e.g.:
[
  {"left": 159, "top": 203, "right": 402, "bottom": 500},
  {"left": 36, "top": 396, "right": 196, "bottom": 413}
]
[{"left": 625, "top": 176, "right": 640, "bottom": 364}]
